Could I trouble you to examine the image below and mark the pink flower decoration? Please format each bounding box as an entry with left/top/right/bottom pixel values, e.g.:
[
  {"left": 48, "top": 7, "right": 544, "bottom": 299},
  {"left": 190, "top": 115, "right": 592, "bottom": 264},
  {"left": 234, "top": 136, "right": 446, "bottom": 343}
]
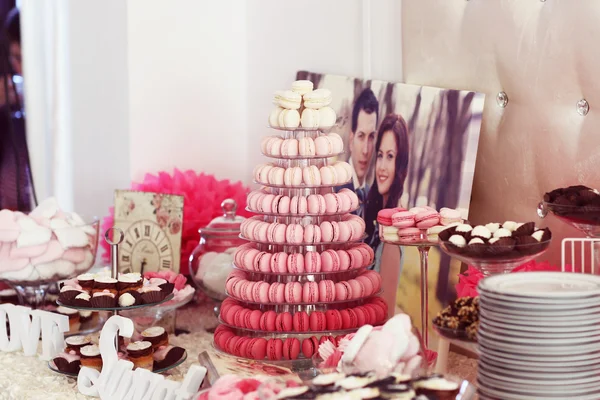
[
  {"left": 156, "top": 208, "right": 169, "bottom": 229},
  {"left": 169, "top": 216, "right": 182, "bottom": 235},
  {"left": 455, "top": 261, "right": 571, "bottom": 297},
  {"left": 100, "top": 169, "right": 252, "bottom": 274}
]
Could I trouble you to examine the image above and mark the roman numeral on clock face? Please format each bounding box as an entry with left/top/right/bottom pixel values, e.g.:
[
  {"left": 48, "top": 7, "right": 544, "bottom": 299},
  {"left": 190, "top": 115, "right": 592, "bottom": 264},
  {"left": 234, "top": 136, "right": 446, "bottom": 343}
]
[
  {"left": 144, "top": 225, "right": 150, "bottom": 237},
  {"left": 161, "top": 244, "right": 169, "bottom": 253},
  {"left": 162, "top": 259, "right": 171, "bottom": 268},
  {"left": 122, "top": 255, "right": 130, "bottom": 263},
  {"left": 134, "top": 227, "right": 140, "bottom": 239}
]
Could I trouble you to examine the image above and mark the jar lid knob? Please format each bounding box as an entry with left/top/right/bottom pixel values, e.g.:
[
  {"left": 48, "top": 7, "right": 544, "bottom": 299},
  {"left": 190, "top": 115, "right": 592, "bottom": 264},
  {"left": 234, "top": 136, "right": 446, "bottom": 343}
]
[{"left": 221, "top": 199, "right": 237, "bottom": 219}]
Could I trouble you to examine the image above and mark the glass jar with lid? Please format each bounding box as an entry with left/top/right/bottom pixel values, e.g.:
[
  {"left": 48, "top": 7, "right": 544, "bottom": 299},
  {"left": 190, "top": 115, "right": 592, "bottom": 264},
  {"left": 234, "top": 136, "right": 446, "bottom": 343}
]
[{"left": 190, "top": 199, "right": 246, "bottom": 305}]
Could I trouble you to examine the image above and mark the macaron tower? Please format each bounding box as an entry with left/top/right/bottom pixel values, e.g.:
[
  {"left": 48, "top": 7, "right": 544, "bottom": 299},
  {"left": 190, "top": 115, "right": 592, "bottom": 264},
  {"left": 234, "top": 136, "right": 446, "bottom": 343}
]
[{"left": 214, "top": 81, "right": 388, "bottom": 365}]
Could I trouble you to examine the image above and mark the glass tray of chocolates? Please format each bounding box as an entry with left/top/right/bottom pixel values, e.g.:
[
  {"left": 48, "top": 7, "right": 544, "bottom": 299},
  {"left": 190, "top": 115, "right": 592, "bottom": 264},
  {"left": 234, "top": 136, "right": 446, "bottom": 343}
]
[
  {"left": 48, "top": 326, "right": 187, "bottom": 377},
  {"left": 56, "top": 272, "right": 175, "bottom": 311}
]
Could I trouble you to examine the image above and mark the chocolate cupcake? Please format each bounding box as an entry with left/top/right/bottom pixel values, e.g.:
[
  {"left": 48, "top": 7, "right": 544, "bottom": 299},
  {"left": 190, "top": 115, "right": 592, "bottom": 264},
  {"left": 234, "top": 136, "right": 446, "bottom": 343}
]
[
  {"left": 152, "top": 345, "right": 185, "bottom": 370},
  {"left": 413, "top": 376, "right": 460, "bottom": 400},
  {"left": 53, "top": 351, "right": 81, "bottom": 374},
  {"left": 65, "top": 335, "right": 92, "bottom": 355},
  {"left": 141, "top": 326, "right": 169, "bottom": 350},
  {"left": 92, "top": 277, "right": 118, "bottom": 295},
  {"left": 91, "top": 291, "right": 117, "bottom": 308},
  {"left": 72, "top": 292, "right": 92, "bottom": 308},
  {"left": 139, "top": 287, "right": 166, "bottom": 305},
  {"left": 118, "top": 291, "right": 142, "bottom": 307},
  {"left": 58, "top": 286, "right": 84, "bottom": 305},
  {"left": 80, "top": 344, "right": 102, "bottom": 372},
  {"left": 127, "top": 341, "right": 154, "bottom": 370},
  {"left": 76, "top": 273, "right": 95, "bottom": 290},
  {"left": 117, "top": 273, "right": 143, "bottom": 293}
]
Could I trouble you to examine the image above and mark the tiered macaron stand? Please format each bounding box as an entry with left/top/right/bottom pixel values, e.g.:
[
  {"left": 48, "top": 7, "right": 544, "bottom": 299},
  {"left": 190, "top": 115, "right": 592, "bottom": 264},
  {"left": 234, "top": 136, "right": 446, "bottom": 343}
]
[
  {"left": 49, "top": 227, "right": 187, "bottom": 376},
  {"left": 213, "top": 126, "right": 383, "bottom": 370}
]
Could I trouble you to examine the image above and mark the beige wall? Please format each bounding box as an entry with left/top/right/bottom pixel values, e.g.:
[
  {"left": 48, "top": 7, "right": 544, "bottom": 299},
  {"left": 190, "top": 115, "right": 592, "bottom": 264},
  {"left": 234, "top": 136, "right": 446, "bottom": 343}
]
[{"left": 402, "top": 0, "right": 600, "bottom": 266}]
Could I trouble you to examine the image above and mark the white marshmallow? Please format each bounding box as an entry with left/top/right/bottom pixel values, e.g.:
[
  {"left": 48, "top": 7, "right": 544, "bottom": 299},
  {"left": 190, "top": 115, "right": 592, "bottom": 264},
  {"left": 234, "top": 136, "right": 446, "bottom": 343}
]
[
  {"left": 75, "top": 250, "right": 95, "bottom": 272},
  {"left": 29, "top": 197, "right": 59, "bottom": 219},
  {"left": 0, "top": 264, "right": 39, "bottom": 282},
  {"left": 16, "top": 218, "right": 52, "bottom": 248},
  {"left": 67, "top": 212, "right": 97, "bottom": 235},
  {"left": 53, "top": 226, "right": 90, "bottom": 249},
  {"left": 39, "top": 259, "right": 75, "bottom": 280}
]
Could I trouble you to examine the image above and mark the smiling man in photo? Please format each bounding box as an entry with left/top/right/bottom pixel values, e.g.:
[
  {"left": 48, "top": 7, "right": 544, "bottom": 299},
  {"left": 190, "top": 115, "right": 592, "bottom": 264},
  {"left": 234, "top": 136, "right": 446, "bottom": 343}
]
[{"left": 338, "top": 88, "right": 379, "bottom": 218}]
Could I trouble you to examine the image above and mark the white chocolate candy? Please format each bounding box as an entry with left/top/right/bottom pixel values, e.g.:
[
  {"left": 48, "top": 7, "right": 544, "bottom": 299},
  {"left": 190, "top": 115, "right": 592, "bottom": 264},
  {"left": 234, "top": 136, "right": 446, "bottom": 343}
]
[
  {"left": 471, "top": 225, "right": 491, "bottom": 239},
  {"left": 502, "top": 221, "right": 519, "bottom": 232},
  {"left": 455, "top": 224, "right": 472, "bottom": 233},
  {"left": 449, "top": 235, "right": 467, "bottom": 247},
  {"left": 532, "top": 230, "right": 545, "bottom": 241},
  {"left": 493, "top": 228, "right": 512, "bottom": 238},
  {"left": 468, "top": 238, "right": 484, "bottom": 245},
  {"left": 485, "top": 222, "right": 500, "bottom": 234}
]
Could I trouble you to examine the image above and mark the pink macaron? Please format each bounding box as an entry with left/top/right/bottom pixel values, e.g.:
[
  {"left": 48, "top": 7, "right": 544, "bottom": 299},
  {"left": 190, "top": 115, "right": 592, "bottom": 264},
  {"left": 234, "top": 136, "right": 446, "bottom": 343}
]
[
  {"left": 320, "top": 221, "right": 334, "bottom": 242},
  {"left": 321, "top": 249, "right": 341, "bottom": 272},
  {"left": 275, "top": 312, "right": 293, "bottom": 332},
  {"left": 286, "top": 224, "right": 304, "bottom": 244},
  {"left": 302, "top": 281, "right": 319, "bottom": 303},
  {"left": 287, "top": 253, "right": 305, "bottom": 273},
  {"left": 318, "top": 280, "right": 335, "bottom": 302},
  {"left": 337, "top": 192, "right": 352, "bottom": 213},
  {"left": 248, "top": 310, "right": 262, "bottom": 330},
  {"left": 335, "top": 281, "right": 352, "bottom": 301},
  {"left": 304, "top": 251, "right": 322, "bottom": 273},
  {"left": 339, "top": 188, "right": 359, "bottom": 210},
  {"left": 415, "top": 210, "right": 440, "bottom": 229},
  {"left": 392, "top": 211, "right": 416, "bottom": 228},
  {"left": 304, "top": 224, "right": 322, "bottom": 244},
  {"left": 266, "top": 338, "right": 283, "bottom": 360},
  {"left": 347, "top": 248, "right": 364, "bottom": 270},
  {"left": 323, "top": 193, "right": 341, "bottom": 214},
  {"left": 273, "top": 195, "right": 291, "bottom": 214},
  {"left": 336, "top": 250, "right": 351, "bottom": 271},
  {"left": 347, "top": 279, "right": 366, "bottom": 299},
  {"left": 292, "top": 311, "right": 309, "bottom": 332},
  {"left": 252, "top": 281, "right": 270, "bottom": 303},
  {"left": 325, "top": 310, "right": 342, "bottom": 330},
  {"left": 355, "top": 275, "right": 375, "bottom": 296},
  {"left": 309, "top": 311, "right": 326, "bottom": 331},
  {"left": 260, "top": 310, "right": 277, "bottom": 331},
  {"left": 270, "top": 252, "right": 288, "bottom": 273},
  {"left": 268, "top": 282, "right": 285, "bottom": 303},
  {"left": 307, "top": 194, "right": 326, "bottom": 214},
  {"left": 257, "top": 252, "right": 272, "bottom": 273},
  {"left": 284, "top": 282, "right": 302, "bottom": 303},
  {"left": 397, "top": 227, "right": 423, "bottom": 242}
]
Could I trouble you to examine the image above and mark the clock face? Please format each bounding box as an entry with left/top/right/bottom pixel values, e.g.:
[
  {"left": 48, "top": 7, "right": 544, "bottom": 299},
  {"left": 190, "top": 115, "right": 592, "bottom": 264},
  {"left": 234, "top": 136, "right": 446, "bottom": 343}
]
[{"left": 119, "top": 220, "right": 173, "bottom": 273}]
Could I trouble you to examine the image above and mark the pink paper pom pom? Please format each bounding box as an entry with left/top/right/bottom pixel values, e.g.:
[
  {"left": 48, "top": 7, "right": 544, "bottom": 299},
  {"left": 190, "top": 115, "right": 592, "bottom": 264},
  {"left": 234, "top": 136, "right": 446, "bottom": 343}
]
[{"left": 100, "top": 170, "right": 252, "bottom": 274}]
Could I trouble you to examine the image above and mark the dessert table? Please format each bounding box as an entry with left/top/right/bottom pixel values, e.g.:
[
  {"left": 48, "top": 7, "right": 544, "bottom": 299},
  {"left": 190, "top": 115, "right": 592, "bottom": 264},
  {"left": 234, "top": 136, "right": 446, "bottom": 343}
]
[{"left": 0, "top": 297, "right": 478, "bottom": 399}]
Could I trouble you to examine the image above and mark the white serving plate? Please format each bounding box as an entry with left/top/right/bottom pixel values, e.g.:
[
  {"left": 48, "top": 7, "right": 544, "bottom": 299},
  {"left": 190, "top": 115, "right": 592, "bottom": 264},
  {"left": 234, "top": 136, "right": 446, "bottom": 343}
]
[
  {"left": 477, "top": 335, "right": 600, "bottom": 355},
  {"left": 478, "top": 379, "right": 600, "bottom": 400},
  {"left": 478, "top": 342, "right": 600, "bottom": 364},
  {"left": 480, "top": 317, "right": 600, "bottom": 333},
  {"left": 479, "top": 290, "right": 600, "bottom": 306},
  {"left": 479, "top": 272, "right": 600, "bottom": 298},
  {"left": 479, "top": 354, "right": 600, "bottom": 372},
  {"left": 479, "top": 302, "right": 600, "bottom": 321},
  {"left": 479, "top": 360, "right": 600, "bottom": 380},
  {"left": 479, "top": 365, "right": 600, "bottom": 387},
  {"left": 480, "top": 296, "right": 600, "bottom": 313},
  {"left": 480, "top": 309, "right": 600, "bottom": 326},
  {"left": 479, "top": 321, "right": 600, "bottom": 339},
  {"left": 478, "top": 326, "right": 600, "bottom": 346}
]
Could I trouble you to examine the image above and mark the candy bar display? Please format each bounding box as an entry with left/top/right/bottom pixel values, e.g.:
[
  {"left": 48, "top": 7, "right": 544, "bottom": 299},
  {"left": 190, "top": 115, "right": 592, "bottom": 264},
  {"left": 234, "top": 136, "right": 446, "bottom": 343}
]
[
  {"left": 438, "top": 221, "right": 552, "bottom": 275},
  {"left": 213, "top": 81, "right": 387, "bottom": 366}
]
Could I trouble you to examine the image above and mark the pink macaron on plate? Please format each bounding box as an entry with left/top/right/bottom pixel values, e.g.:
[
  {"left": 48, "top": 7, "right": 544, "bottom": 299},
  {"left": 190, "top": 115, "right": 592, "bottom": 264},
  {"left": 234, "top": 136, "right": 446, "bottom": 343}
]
[
  {"left": 239, "top": 233, "right": 368, "bottom": 247},
  {"left": 267, "top": 125, "right": 336, "bottom": 133},
  {"left": 216, "top": 318, "right": 360, "bottom": 336},
  {"left": 261, "top": 150, "right": 344, "bottom": 160},
  {"left": 224, "top": 289, "right": 383, "bottom": 307},
  {"left": 245, "top": 206, "right": 359, "bottom": 217},
  {"left": 253, "top": 178, "right": 352, "bottom": 189},
  {"left": 230, "top": 265, "right": 371, "bottom": 280}
]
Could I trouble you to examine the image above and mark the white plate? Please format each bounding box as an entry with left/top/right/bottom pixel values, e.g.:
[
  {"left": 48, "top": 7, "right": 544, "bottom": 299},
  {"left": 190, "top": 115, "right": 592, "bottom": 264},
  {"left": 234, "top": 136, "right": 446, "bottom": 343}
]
[
  {"left": 479, "top": 272, "right": 600, "bottom": 298},
  {"left": 480, "top": 321, "right": 600, "bottom": 339},
  {"left": 479, "top": 365, "right": 600, "bottom": 386},
  {"left": 480, "top": 305, "right": 600, "bottom": 321},
  {"left": 480, "top": 309, "right": 600, "bottom": 326},
  {"left": 477, "top": 335, "right": 600, "bottom": 355},
  {"left": 480, "top": 317, "right": 600, "bottom": 333},
  {"left": 479, "top": 326, "right": 600, "bottom": 345},
  {"left": 478, "top": 379, "right": 600, "bottom": 400},
  {"left": 479, "top": 355, "right": 600, "bottom": 373},
  {"left": 479, "top": 360, "right": 600, "bottom": 380},
  {"left": 480, "top": 296, "right": 600, "bottom": 314},
  {"left": 480, "top": 291, "right": 600, "bottom": 307},
  {"left": 478, "top": 342, "right": 600, "bottom": 364}
]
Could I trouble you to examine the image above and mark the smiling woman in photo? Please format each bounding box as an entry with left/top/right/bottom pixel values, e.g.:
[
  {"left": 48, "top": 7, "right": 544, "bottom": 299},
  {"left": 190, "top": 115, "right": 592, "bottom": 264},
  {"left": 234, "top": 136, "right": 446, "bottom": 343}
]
[{"left": 364, "top": 114, "right": 410, "bottom": 272}]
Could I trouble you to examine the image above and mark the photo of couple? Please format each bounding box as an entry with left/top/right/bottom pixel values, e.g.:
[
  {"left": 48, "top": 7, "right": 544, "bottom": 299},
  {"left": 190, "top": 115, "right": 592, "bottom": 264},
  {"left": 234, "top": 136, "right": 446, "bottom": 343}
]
[{"left": 297, "top": 70, "right": 485, "bottom": 337}]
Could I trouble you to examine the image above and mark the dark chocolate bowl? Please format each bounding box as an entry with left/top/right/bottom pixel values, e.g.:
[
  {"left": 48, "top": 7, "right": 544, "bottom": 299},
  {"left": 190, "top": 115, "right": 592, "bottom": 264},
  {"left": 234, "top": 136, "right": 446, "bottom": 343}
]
[
  {"left": 439, "top": 239, "right": 551, "bottom": 276},
  {"left": 539, "top": 185, "right": 600, "bottom": 237}
]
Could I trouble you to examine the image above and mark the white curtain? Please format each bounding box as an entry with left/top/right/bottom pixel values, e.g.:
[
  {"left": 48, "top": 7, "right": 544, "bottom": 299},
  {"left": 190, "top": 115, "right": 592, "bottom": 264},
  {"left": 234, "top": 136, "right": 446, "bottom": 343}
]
[{"left": 20, "top": 0, "right": 73, "bottom": 210}]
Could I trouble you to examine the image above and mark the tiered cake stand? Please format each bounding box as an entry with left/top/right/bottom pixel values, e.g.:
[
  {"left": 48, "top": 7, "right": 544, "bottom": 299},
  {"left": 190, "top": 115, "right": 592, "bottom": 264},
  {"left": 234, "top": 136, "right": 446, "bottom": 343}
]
[
  {"left": 50, "top": 228, "right": 186, "bottom": 375},
  {"left": 380, "top": 231, "right": 437, "bottom": 352},
  {"left": 213, "top": 127, "right": 385, "bottom": 370}
]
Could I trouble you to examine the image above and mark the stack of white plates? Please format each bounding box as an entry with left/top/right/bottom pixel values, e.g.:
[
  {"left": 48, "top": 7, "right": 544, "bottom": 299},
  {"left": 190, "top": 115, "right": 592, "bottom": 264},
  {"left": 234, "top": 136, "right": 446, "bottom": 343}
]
[{"left": 477, "top": 272, "right": 600, "bottom": 400}]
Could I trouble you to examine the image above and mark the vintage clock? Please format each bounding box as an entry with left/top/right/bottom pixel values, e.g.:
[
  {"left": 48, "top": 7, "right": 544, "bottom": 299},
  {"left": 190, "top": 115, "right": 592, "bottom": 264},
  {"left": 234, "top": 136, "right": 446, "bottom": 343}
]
[{"left": 112, "top": 190, "right": 184, "bottom": 274}]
